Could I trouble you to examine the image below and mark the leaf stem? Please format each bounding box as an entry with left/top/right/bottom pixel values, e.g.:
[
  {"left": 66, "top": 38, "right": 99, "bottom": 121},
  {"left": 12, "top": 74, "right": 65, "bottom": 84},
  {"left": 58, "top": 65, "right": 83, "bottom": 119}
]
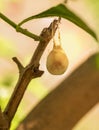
[{"left": 0, "top": 12, "right": 42, "bottom": 41}]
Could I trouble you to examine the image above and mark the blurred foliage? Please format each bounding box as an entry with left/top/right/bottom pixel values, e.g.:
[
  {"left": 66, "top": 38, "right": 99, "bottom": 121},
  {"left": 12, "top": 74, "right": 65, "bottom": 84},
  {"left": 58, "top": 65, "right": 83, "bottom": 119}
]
[
  {"left": 1, "top": 75, "right": 15, "bottom": 87},
  {"left": 0, "top": 87, "right": 9, "bottom": 110},
  {"left": 85, "top": 0, "right": 99, "bottom": 30},
  {"left": 85, "top": 0, "right": 99, "bottom": 69},
  {"left": 0, "top": 74, "right": 16, "bottom": 110},
  {"left": 28, "top": 79, "right": 48, "bottom": 99},
  {"left": 0, "top": 37, "right": 16, "bottom": 57},
  {"left": 86, "top": 0, "right": 99, "bottom": 15},
  {"left": 0, "top": 0, "right": 5, "bottom": 11}
]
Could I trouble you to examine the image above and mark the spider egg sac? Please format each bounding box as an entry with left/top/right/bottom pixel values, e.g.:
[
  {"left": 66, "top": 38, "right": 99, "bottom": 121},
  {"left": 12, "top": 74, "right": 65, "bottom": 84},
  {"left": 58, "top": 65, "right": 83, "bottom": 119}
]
[{"left": 46, "top": 45, "right": 69, "bottom": 75}]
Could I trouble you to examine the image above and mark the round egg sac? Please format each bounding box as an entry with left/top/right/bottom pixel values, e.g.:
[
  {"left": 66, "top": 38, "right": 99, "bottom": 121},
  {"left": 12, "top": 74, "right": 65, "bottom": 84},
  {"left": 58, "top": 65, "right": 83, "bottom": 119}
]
[{"left": 46, "top": 45, "right": 69, "bottom": 75}]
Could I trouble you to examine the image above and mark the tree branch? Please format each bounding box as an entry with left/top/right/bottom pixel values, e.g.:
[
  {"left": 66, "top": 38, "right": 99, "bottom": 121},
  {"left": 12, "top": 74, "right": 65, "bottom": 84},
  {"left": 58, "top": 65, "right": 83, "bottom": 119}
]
[
  {"left": 0, "top": 108, "right": 8, "bottom": 129},
  {"left": 17, "top": 53, "right": 99, "bottom": 130},
  {"left": 3, "top": 18, "right": 60, "bottom": 129},
  {"left": 12, "top": 57, "right": 24, "bottom": 73}
]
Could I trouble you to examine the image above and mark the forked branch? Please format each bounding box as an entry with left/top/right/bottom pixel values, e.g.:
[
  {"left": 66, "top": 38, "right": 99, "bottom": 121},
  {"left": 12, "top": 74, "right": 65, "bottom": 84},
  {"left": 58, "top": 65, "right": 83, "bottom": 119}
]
[{"left": 1, "top": 17, "right": 61, "bottom": 130}]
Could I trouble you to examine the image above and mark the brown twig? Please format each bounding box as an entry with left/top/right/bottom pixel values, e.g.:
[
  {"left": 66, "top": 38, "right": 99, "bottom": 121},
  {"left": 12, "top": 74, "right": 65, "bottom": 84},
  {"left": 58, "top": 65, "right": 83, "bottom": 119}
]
[
  {"left": 12, "top": 57, "right": 24, "bottom": 73},
  {"left": 3, "top": 18, "right": 61, "bottom": 129},
  {"left": 64, "top": 0, "right": 68, "bottom": 4}
]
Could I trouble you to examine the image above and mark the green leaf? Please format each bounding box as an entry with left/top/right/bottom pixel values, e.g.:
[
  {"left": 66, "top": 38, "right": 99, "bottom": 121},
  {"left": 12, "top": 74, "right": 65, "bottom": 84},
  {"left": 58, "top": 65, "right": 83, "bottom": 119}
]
[{"left": 19, "top": 4, "right": 98, "bottom": 41}]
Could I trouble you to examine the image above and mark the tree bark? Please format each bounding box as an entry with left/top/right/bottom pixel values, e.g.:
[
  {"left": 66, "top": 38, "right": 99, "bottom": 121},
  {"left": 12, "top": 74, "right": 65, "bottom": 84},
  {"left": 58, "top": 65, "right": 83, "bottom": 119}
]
[
  {"left": 17, "top": 53, "right": 99, "bottom": 130},
  {"left": 0, "top": 108, "right": 8, "bottom": 130}
]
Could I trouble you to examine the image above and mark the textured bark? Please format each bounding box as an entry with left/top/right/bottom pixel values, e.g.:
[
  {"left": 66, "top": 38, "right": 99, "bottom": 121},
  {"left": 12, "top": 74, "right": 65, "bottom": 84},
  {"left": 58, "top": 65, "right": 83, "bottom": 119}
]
[
  {"left": 0, "top": 109, "right": 8, "bottom": 129},
  {"left": 17, "top": 53, "right": 99, "bottom": 130}
]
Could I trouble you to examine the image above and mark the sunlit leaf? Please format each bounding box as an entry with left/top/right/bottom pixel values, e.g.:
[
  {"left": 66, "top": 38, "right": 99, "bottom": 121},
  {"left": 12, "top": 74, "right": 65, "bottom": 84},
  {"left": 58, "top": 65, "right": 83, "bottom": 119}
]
[{"left": 19, "top": 4, "right": 98, "bottom": 41}]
